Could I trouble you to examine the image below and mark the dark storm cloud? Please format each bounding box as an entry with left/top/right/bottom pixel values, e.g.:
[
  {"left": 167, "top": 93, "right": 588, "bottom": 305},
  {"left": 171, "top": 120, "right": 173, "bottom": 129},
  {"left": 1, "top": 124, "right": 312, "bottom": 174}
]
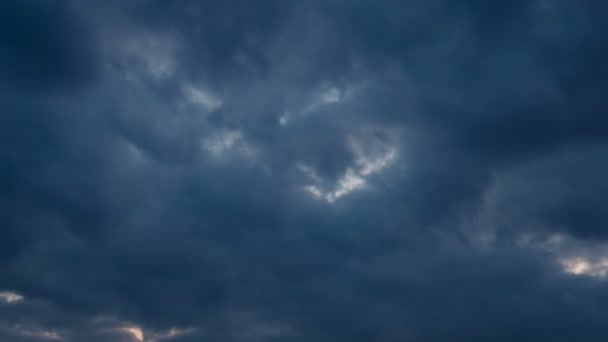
[
  {"left": 0, "top": 0, "right": 100, "bottom": 91},
  {"left": 1, "top": 0, "right": 608, "bottom": 341}
]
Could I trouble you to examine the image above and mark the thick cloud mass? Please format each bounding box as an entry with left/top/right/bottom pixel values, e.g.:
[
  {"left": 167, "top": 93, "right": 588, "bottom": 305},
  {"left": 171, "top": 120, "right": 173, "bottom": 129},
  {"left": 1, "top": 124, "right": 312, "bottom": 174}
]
[{"left": 1, "top": 0, "right": 608, "bottom": 341}]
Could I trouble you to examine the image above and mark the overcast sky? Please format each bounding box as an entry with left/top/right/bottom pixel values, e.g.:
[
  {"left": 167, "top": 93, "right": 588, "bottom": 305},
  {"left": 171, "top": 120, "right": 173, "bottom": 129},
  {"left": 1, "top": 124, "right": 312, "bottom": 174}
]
[{"left": 1, "top": 1, "right": 608, "bottom": 341}]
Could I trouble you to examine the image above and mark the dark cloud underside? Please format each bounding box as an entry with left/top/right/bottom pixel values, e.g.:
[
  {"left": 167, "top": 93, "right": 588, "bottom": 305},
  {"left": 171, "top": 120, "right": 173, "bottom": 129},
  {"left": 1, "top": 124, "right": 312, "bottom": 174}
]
[{"left": 1, "top": 0, "right": 608, "bottom": 341}]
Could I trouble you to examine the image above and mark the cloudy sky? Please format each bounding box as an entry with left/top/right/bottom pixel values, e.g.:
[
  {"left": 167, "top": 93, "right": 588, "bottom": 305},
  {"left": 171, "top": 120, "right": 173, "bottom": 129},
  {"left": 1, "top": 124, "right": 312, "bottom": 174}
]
[{"left": 1, "top": 0, "right": 608, "bottom": 341}]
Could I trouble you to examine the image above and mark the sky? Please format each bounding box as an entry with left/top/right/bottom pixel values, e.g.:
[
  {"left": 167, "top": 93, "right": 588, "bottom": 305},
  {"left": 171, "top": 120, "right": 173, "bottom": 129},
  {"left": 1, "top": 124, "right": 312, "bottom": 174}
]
[{"left": 1, "top": 0, "right": 608, "bottom": 341}]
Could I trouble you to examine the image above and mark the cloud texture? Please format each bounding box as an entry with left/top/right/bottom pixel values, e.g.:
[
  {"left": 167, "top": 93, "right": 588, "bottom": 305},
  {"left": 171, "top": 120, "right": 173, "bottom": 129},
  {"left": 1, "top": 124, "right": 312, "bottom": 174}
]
[{"left": 1, "top": 0, "right": 608, "bottom": 341}]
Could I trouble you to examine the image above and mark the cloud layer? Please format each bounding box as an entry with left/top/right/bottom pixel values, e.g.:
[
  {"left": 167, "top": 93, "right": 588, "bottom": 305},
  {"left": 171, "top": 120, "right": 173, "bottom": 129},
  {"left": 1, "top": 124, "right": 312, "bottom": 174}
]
[{"left": 1, "top": 0, "right": 608, "bottom": 341}]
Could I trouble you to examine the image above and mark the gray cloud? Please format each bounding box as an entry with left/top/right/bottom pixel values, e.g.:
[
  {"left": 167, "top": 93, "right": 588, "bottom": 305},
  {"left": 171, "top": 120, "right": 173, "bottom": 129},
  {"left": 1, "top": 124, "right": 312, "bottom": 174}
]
[{"left": 1, "top": 0, "right": 608, "bottom": 341}]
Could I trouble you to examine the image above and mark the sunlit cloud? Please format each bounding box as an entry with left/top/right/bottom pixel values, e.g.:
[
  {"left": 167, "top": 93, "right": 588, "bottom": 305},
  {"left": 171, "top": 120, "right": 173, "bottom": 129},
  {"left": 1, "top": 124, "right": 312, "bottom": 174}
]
[
  {"left": 0, "top": 290, "right": 24, "bottom": 303},
  {"left": 561, "top": 257, "right": 608, "bottom": 278},
  {"left": 301, "top": 128, "right": 399, "bottom": 203},
  {"left": 121, "top": 326, "right": 144, "bottom": 342},
  {"left": 328, "top": 169, "right": 367, "bottom": 202},
  {"left": 183, "top": 85, "right": 223, "bottom": 112}
]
